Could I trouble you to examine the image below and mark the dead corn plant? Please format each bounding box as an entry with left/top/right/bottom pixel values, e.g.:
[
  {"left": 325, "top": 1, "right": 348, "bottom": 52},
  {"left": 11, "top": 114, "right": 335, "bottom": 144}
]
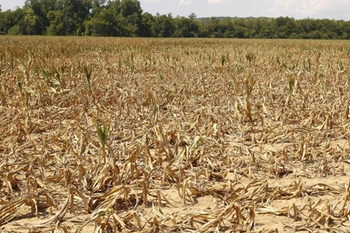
[{"left": 0, "top": 37, "right": 350, "bottom": 233}]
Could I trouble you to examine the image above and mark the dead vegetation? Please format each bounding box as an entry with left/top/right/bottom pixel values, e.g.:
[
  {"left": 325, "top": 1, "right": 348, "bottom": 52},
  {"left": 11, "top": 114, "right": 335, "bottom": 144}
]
[{"left": 0, "top": 37, "right": 350, "bottom": 232}]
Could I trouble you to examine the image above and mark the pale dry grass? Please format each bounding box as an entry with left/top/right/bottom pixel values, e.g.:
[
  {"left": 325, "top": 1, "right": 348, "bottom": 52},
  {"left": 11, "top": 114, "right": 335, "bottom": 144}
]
[{"left": 0, "top": 37, "right": 350, "bottom": 232}]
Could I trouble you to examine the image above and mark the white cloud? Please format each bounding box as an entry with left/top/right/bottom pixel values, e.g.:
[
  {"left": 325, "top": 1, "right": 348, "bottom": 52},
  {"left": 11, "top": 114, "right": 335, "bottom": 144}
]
[
  {"left": 208, "top": 0, "right": 224, "bottom": 4},
  {"left": 179, "top": 0, "right": 192, "bottom": 6},
  {"left": 275, "top": 0, "right": 328, "bottom": 14},
  {"left": 143, "top": 0, "right": 161, "bottom": 2},
  {"left": 270, "top": 0, "right": 350, "bottom": 17}
]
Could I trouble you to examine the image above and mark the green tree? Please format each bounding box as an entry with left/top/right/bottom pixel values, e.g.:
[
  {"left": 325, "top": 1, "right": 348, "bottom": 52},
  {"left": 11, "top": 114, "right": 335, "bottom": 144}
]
[
  {"left": 338, "top": 20, "right": 350, "bottom": 39},
  {"left": 85, "top": 0, "right": 143, "bottom": 36},
  {"left": 84, "top": 0, "right": 110, "bottom": 36},
  {"left": 0, "top": 11, "right": 13, "bottom": 34},
  {"left": 84, "top": 4, "right": 118, "bottom": 36},
  {"left": 140, "top": 12, "right": 155, "bottom": 37},
  {"left": 255, "top": 18, "right": 277, "bottom": 38},
  {"left": 46, "top": 0, "right": 92, "bottom": 35},
  {"left": 205, "top": 17, "right": 222, "bottom": 37},
  {"left": 275, "top": 17, "right": 295, "bottom": 38},
  {"left": 47, "top": 9, "right": 66, "bottom": 35},
  {"left": 120, "top": 0, "right": 143, "bottom": 36},
  {"left": 174, "top": 16, "right": 200, "bottom": 37},
  {"left": 153, "top": 13, "right": 175, "bottom": 37},
  {"left": 23, "top": 7, "right": 40, "bottom": 34},
  {"left": 5, "top": 8, "right": 26, "bottom": 35},
  {"left": 232, "top": 18, "right": 248, "bottom": 38},
  {"left": 24, "top": 0, "right": 57, "bottom": 34},
  {"left": 0, "top": 0, "right": 349, "bottom": 39}
]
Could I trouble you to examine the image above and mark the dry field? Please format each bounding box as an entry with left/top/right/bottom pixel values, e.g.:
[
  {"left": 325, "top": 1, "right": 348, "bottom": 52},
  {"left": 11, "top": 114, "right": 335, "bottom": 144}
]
[{"left": 0, "top": 37, "right": 350, "bottom": 232}]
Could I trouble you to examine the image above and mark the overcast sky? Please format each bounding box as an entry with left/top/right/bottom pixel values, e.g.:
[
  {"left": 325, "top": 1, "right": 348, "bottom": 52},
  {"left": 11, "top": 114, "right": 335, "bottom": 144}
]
[{"left": 1, "top": 0, "right": 350, "bottom": 20}]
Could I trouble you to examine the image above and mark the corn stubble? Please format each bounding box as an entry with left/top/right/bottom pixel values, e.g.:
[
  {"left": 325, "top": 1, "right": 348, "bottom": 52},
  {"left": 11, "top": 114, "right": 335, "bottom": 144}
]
[{"left": 0, "top": 37, "right": 350, "bottom": 232}]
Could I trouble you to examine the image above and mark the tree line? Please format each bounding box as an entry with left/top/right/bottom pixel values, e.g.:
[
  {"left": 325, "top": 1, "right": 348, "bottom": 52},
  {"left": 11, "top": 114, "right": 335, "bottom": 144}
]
[{"left": 0, "top": 0, "right": 349, "bottom": 39}]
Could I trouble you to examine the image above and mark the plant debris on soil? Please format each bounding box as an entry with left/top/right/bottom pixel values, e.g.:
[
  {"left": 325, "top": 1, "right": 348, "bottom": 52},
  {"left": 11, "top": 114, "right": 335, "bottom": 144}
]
[{"left": 0, "top": 37, "right": 350, "bottom": 232}]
